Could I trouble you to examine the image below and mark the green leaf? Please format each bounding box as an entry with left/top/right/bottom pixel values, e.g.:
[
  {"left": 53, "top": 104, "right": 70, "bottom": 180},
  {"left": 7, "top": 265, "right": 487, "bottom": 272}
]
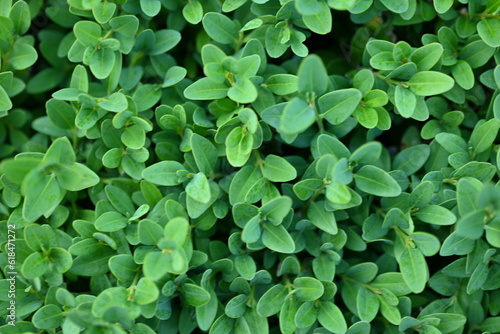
[
  {"left": 356, "top": 287, "right": 379, "bottom": 322},
  {"left": 134, "top": 277, "right": 159, "bottom": 305},
  {"left": 73, "top": 21, "right": 102, "bottom": 47},
  {"left": 32, "top": 305, "right": 64, "bottom": 329},
  {"left": 9, "top": 42, "right": 38, "bottom": 70},
  {"left": 259, "top": 196, "right": 292, "bottom": 225},
  {"left": 354, "top": 165, "right": 401, "bottom": 197},
  {"left": 109, "top": 254, "right": 139, "bottom": 283},
  {"left": 43, "top": 137, "right": 76, "bottom": 165},
  {"left": 22, "top": 251, "right": 49, "bottom": 279},
  {"left": 479, "top": 317, "right": 500, "bottom": 332},
  {"left": 138, "top": 219, "right": 164, "bottom": 245},
  {"left": 294, "top": 277, "right": 324, "bottom": 302},
  {"left": 182, "top": 283, "right": 210, "bottom": 307},
  {"left": 394, "top": 85, "right": 416, "bottom": 118},
  {"left": 257, "top": 284, "right": 287, "bottom": 317},
  {"left": 98, "top": 92, "right": 128, "bottom": 112},
  {"left": 415, "top": 205, "right": 456, "bottom": 226},
  {"left": 326, "top": 181, "right": 351, "bottom": 204},
  {"left": 349, "top": 141, "right": 382, "bottom": 164},
  {"left": 105, "top": 185, "right": 135, "bottom": 216},
  {"left": 234, "top": 254, "right": 256, "bottom": 280},
  {"left": 380, "top": 0, "right": 409, "bottom": 12},
  {"left": 55, "top": 163, "right": 99, "bottom": 191},
  {"left": 293, "top": 178, "right": 323, "bottom": 201},
  {"left": 453, "top": 161, "right": 496, "bottom": 182},
  {"left": 263, "top": 155, "right": 297, "bottom": 182},
  {"left": 469, "top": 118, "right": 500, "bottom": 155},
  {"left": 265, "top": 74, "right": 298, "bottom": 95},
  {"left": 346, "top": 321, "right": 371, "bottom": 334},
  {"left": 186, "top": 180, "right": 219, "bottom": 219},
  {"left": 228, "top": 77, "right": 258, "bottom": 104},
  {"left": 22, "top": 172, "right": 63, "bottom": 222},
  {"left": 370, "top": 52, "right": 399, "bottom": 71},
  {"left": 225, "top": 294, "right": 248, "bottom": 318},
  {"left": 433, "top": 0, "right": 454, "bottom": 13},
  {"left": 333, "top": 158, "right": 353, "bottom": 184},
  {"left": 141, "top": 0, "right": 161, "bottom": 16},
  {"left": 451, "top": 60, "right": 475, "bottom": 90},
  {"left": 440, "top": 231, "right": 475, "bottom": 256},
  {"left": 49, "top": 247, "right": 73, "bottom": 273},
  {"left": 477, "top": 19, "right": 500, "bottom": 47},
  {"left": 393, "top": 144, "right": 430, "bottom": 175},
  {"left": 355, "top": 106, "right": 378, "bottom": 129},
  {"left": 202, "top": 12, "right": 238, "bottom": 44},
  {"left": 70, "top": 247, "right": 115, "bottom": 276},
  {"left": 162, "top": 66, "right": 187, "bottom": 88},
  {"left": 197, "top": 286, "right": 218, "bottom": 330},
  {"left": 241, "top": 216, "right": 262, "bottom": 243},
  {"left": 151, "top": 29, "right": 181, "bottom": 55},
  {"left": 457, "top": 177, "right": 481, "bottom": 216},
  {"left": 201, "top": 44, "right": 226, "bottom": 65},
  {"left": 297, "top": 54, "right": 328, "bottom": 96},
  {"left": 191, "top": 134, "right": 218, "bottom": 174},
  {"left": 294, "top": 301, "right": 317, "bottom": 328},
  {"left": 280, "top": 98, "right": 316, "bottom": 134},
  {"left": 85, "top": 47, "right": 115, "bottom": 80},
  {"left": 109, "top": 15, "right": 139, "bottom": 36},
  {"left": 410, "top": 43, "right": 444, "bottom": 71},
  {"left": 313, "top": 253, "right": 336, "bottom": 281},
  {"left": 229, "top": 165, "right": 264, "bottom": 205},
  {"left": 95, "top": 211, "right": 128, "bottom": 232},
  {"left": 302, "top": 1, "right": 332, "bottom": 34},
  {"left": 408, "top": 72, "right": 455, "bottom": 96},
  {"left": 409, "top": 181, "right": 434, "bottom": 208},
  {"left": 184, "top": 78, "right": 228, "bottom": 100},
  {"left": 0, "top": 86, "right": 12, "bottom": 112},
  {"left": 142, "top": 251, "right": 169, "bottom": 280},
  {"left": 485, "top": 217, "right": 500, "bottom": 248},
  {"left": 383, "top": 208, "right": 409, "bottom": 229},
  {"left": 10, "top": 0, "right": 30, "bottom": 35},
  {"left": 317, "top": 301, "right": 347, "bottom": 333},
  {"left": 307, "top": 201, "right": 338, "bottom": 235},
  {"left": 226, "top": 126, "right": 253, "bottom": 167},
  {"left": 92, "top": 286, "right": 141, "bottom": 319},
  {"left": 296, "top": 0, "right": 323, "bottom": 15},
  {"left": 236, "top": 54, "right": 261, "bottom": 78},
  {"left": 410, "top": 232, "right": 440, "bottom": 257},
  {"left": 398, "top": 247, "right": 428, "bottom": 293},
  {"left": 142, "top": 161, "right": 185, "bottom": 186},
  {"left": 456, "top": 209, "right": 486, "bottom": 239},
  {"left": 183, "top": 0, "right": 203, "bottom": 24},
  {"left": 210, "top": 315, "right": 235, "bottom": 334},
  {"left": 93, "top": 2, "right": 116, "bottom": 24},
  {"left": 280, "top": 298, "right": 299, "bottom": 334},
  {"left": 262, "top": 223, "right": 295, "bottom": 253},
  {"left": 371, "top": 273, "right": 412, "bottom": 296},
  {"left": 186, "top": 173, "right": 211, "bottom": 204},
  {"left": 265, "top": 25, "right": 288, "bottom": 58},
  {"left": 362, "top": 90, "right": 389, "bottom": 109},
  {"left": 435, "top": 132, "right": 467, "bottom": 153},
  {"left": 460, "top": 40, "right": 495, "bottom": 68},
  {"left": 318, "top": 88, "right": 362, "bottom": 125},
  {"left": 379, "top": 297, "right": 401, "bottom": 325},
  {"left": 46, "top": 99, "right": 76, "bottom": 129},
  {"left": 467, "top": 262, "right": 488, "bottom": 294}
]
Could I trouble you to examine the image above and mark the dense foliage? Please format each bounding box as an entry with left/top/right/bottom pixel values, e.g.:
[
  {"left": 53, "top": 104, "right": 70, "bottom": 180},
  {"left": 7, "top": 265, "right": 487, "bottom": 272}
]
[{"left": 1, "top": 0, "right": 500, "bottom": 333}]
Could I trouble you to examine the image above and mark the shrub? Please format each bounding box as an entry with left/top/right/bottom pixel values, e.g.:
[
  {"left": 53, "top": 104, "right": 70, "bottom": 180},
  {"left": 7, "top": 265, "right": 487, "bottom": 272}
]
[{"left": 1, "top": 0, "right": 500, "bottom": 333}]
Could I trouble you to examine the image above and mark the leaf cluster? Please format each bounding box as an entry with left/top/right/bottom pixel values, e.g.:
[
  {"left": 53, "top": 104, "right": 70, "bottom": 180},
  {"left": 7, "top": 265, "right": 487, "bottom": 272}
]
[{"left": 1, "top": 0, "right": 500, "bottom": 334}]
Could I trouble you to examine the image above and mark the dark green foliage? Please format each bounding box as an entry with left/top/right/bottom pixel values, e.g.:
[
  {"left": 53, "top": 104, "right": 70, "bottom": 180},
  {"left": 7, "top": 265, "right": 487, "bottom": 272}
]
[{"left": 1, "top": 0, "right": 500, "bottom": 333}]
